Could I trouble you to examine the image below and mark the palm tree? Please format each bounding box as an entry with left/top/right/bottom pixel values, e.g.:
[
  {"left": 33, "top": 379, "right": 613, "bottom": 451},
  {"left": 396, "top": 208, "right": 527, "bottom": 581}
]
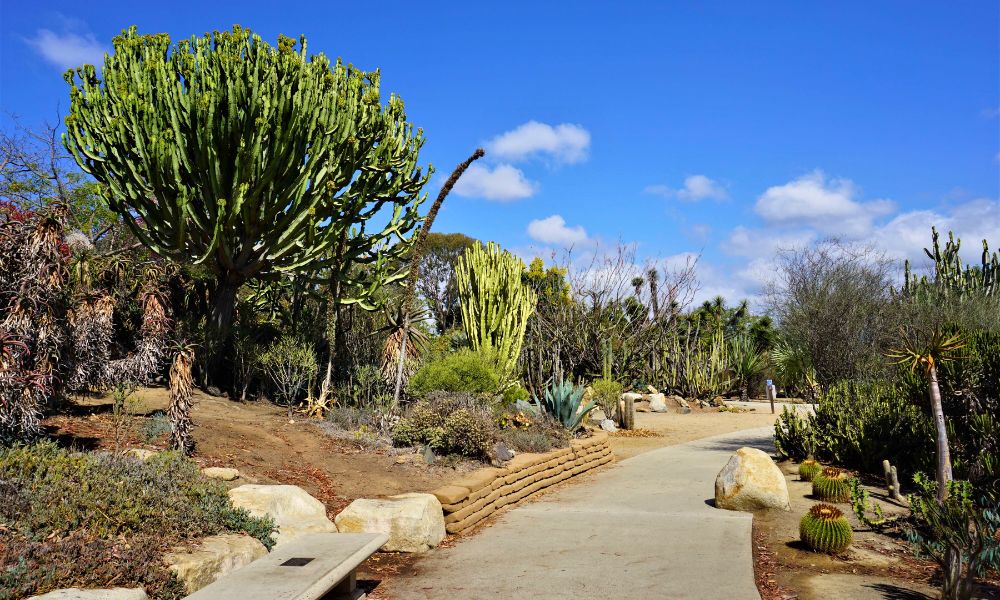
[{"left": 888, "top": 328, "right": 965, "bottom": 501}]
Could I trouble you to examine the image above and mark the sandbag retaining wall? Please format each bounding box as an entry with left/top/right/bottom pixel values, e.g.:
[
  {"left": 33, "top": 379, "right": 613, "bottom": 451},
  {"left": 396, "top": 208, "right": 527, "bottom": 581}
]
[{"left": 430, "top": 431, "right": 614, "bottom": 534}]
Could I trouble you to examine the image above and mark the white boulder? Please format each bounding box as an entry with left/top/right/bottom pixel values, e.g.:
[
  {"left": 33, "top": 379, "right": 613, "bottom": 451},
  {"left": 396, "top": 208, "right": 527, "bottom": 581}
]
[
  {"left": 714, "top": 447, "right": 790, "bottom": 512},
  {"left": 648, "top": 393, "right": 668, "bottom": 413},
  {"left": 334, "top": 492, "right": 445, "bottom": 553},
  {"left": 228, "top": 484, "right": 337, "bottom": 546},
  {"left": 201, "top": 467, "right": 240, "bottom": 481},
  {"left": 28, "top": 590, "right": 147, "bottom": 600},
  {"left": 165, "top": 534, "right": 267, "bottom": 593}
]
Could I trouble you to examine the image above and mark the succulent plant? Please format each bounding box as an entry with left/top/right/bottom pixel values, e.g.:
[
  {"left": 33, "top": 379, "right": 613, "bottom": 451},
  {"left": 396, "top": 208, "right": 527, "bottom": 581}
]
[
  {"left": 799, "top": 459, "right": 822, "bottom": 482},
  {"left": 800, "top": 503, "right": 853, "bottom": 553},
  {"left": 813, "top": 467, "right": 853, "bottom": 502}
]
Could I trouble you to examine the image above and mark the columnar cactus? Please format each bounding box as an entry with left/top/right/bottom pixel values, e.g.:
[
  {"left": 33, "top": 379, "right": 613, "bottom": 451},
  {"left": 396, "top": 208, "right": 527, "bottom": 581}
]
[
  {"left": 800, "top": 503, "right": 853, "bottom": 553},
  {"left": 63, "top": 25, "right": 431, "bottom": 340},
  {"left": 903, "top": 227, "right": 998, "bottom": 299},
  {"left": 454, "top": 242, "right": 537, "bottom": 380},
  {"left": 813, "top": 467, "right": 853, "bottom": 502}
]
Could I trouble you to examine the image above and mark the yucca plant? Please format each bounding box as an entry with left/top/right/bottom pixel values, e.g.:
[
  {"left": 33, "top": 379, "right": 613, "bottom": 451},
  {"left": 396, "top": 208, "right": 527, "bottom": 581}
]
[
  {"left": 888, "top": 328, "right": 965, "bottom": 501},
  {"left": 534, "top": 380, "right": 596, "bottom": 431},
  {"left": 800, "top": 503, "right": 853, "bottom": 553},
  {"left": 728, "top": 334, "right": 766, "bottom": 401}
]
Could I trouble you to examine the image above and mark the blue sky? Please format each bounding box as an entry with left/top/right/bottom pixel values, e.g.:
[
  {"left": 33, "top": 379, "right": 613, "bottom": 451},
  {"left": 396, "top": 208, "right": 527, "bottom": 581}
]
[{"left": 2, "top": 1, "right": 998, "bottom": 305}]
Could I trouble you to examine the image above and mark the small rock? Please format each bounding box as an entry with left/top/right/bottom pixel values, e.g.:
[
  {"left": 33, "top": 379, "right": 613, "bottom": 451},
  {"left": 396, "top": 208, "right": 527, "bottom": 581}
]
[
  {"left": 493, "top": 441, "right": 514, "bottom": 462},
  {"left": 648, "top": 393, "right": 668, "bottom": 413},
  {"left": 228, "top": 484, "right": 337, "bottom": 547},
  {"left": 668, "top": 394, "right": 690, "bottom": 409},
  {"left": 165, "top": 534, "right": 267, "bottom": 593},
  {"left": 600, "top": 419, "right": 618, "bottom": 432},
  {"left": 422, "top": 445, "right": 435, "bottom": 465},
  {"left": 206, "top": 385, "right": 224, "bottom": 397},
  {"left": 635, "top": 402, "right": 651, "bottom": 413},
  {"left": 334, "top": 493, "right": 446, "bottom": 553},
  {"left": 714, "top": 447, "right": 790, "bottom": 512},
  {"left": 126, "top": 448, "right": 157, "bottom": 461},
  {"left": 676, "top": 407, "right": 692, "bottom": 415},
  {"left": 646, "top": 385, "right": 659, "bottom": 394},
  {"left": 711, "top": 395, "right": 726, "bottom": 407},
  {"left": 28, "top": 589, "right": 147, "bottom": 600},
  {"left": 201, "top": 467, "right": 240, "bottom": 481},
  {"left": 621, "top": 392, "right": 645, "bottom": 402}
]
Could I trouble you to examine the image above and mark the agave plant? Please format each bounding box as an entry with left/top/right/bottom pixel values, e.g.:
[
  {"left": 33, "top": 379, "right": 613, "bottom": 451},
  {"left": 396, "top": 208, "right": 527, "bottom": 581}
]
[{"left": 534, "top": 380, "right": 596, "bottom": 431}]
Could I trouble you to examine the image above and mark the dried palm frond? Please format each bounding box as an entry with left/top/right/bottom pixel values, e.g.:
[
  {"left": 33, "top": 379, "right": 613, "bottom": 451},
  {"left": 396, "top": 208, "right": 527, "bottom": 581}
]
[{"left": 168, "top": 346, "right": 195, "bottom": 455}]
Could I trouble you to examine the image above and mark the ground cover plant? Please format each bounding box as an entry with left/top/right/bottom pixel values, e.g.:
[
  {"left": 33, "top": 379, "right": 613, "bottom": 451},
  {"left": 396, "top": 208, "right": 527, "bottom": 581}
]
[{"left": 0, "top": 442, "right": 274, "bottom": 599}]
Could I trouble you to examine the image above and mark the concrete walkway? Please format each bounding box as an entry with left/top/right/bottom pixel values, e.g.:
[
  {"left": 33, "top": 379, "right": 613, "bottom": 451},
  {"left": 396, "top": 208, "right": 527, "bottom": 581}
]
[{"left": 387, "top": 426, "right": 775, "bottom": 600}]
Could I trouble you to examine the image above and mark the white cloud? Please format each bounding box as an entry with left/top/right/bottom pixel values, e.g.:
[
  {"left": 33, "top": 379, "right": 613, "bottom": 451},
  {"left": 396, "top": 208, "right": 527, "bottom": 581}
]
[
  {"left": 487, "top": 121, "right": 590, "bottom": 165},
  {"left": 527, "top": 215, "right": 589, "bottom": 246},
  {"left": 25, "top": 26, "right": 106, "bottom": 71},
  {"left": 982, "top": 107, "right": 1000, "bottom": 119},
  {"left": 754, "top": 170, "right": 895, "bottom": 237},
  {"left": 453, "top": 163, "right": 537, "bottom": 201},
  {"left": 875, "top": 198, "right": 1000, "bottom": 266},
  {"left": 643, "top": 175, "right": 728, "bottom": 201},
  {"left": 722, "top": 226, "right": 815, "bottom": 258}
]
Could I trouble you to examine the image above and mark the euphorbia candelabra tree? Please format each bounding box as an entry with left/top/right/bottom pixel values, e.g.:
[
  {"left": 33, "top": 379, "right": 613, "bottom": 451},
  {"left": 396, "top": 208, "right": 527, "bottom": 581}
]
[{"left": 63, "top": 25, "right": 431, "bottom": 344}]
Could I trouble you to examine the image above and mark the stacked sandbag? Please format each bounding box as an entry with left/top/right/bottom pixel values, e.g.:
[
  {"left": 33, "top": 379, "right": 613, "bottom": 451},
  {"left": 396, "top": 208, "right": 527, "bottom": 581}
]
[{"left": 431, "top": 431, "right": 613, "bottom": 534}]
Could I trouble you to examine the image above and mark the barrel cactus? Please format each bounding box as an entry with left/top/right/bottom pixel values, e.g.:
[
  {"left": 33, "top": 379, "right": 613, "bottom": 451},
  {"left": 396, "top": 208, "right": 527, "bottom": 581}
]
[
  {"left": 812, "top": 467, "right": 852, "bottom": 502},
  {"left": 798, "top": 459, "right": 822, "bottom": 481},
  {"left": 800, "top": 503, "right": 853, "bottom": 553}
]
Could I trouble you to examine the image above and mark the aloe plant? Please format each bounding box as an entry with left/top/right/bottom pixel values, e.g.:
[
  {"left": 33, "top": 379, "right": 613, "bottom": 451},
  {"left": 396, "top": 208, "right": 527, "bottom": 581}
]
[{"left": 534, "top": 380, "right": 596, "bottom": 431}]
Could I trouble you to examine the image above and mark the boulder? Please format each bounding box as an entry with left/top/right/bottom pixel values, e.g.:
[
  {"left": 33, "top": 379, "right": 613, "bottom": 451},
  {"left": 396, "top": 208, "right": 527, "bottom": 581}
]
[
  {"left": 334, "top": 493, "right": 445, "bottom": 553},
  {"left": 492, "top": 441, "right": 514, "bottom": 462},
  {"left": 165, "top": 534, "right": 267, "bottom": 593},
  {"left": 228, "top": 484, "right": 337, "bottom": 546},
  {"left": 201, "top": 467, "right": 240, "bottom": 481},
  {"left": 125, "top": 448, "right": 156, "bottom": 461},
  {"left": 28, "top": 590, "right": 147, "bottom": 600},
  {"left": 714, "top": 447, "right": 790, "bottom": 512},
  {"left": 621, "top": 392, "right": 644, "bottom": 402},
  {"left": 648, "top": 393, "right": 668, "bottom": 413},
  {"left": 600, "top": 419, "right": 618, "bottom": 432},
  {"left": 646, "top": 385, "right": 659, "bottom": 394}
]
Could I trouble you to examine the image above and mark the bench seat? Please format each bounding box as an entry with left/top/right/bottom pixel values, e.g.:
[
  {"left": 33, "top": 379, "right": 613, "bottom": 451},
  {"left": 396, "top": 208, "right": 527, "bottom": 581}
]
[{"left": 184, "top": 532, "right": 388, "bottom": 600}]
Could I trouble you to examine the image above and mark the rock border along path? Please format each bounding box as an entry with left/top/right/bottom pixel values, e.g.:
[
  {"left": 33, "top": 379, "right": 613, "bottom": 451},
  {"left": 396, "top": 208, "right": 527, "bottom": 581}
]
[{"left": 387, "top": 426, "right": 776, "bottom": 599}]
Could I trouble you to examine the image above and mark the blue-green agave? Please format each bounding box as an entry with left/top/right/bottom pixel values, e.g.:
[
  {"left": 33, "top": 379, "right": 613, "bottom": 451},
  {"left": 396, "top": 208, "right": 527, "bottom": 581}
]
[{"left": 534, "top": 380, "right": 596, "bottom": 431}]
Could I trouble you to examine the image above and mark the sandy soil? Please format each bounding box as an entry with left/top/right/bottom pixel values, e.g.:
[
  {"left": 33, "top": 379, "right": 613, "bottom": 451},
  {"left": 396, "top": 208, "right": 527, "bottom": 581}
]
[
  {"left": 755, "top": 460, "right": 1000, "bottom": 600},
  {"left": 42, "top": 387, "right": 477, "bottom": 518},
  {"left": 604, "top": 401, "right": 789, "bottom": 460}
]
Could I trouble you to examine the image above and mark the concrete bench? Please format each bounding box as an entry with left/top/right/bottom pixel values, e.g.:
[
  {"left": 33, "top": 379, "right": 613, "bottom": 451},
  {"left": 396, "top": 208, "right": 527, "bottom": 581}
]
[{"left": 184, "top": 532, "right": 388, "bottom": 600}]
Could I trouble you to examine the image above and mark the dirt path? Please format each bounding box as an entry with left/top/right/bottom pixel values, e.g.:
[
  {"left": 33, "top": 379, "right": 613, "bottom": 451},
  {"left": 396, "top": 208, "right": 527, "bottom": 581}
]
[{"left": 43, "top": 388, "right": 476, "bottom": 517}]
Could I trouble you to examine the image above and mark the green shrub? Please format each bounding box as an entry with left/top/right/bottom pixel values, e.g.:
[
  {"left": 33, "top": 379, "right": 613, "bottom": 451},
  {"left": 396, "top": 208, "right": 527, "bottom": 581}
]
[
  {"left": 773, "top": 405, "right": 815, "bottom": 461},
  {"left": 260, "top": 336, "right": 318, "bottom": 407},
  {"left": 534, "top": 380, "right": 596, "bottom": 431},
  {"left": 408, "top": 349, "right": 501, "bottom": 398},
  {"left": 499, "top": 415, "right": 570, "bottom": 453},
  {"left": 391, "top": 394, "right": 496, "bottom": 458},
  {"left": 0, "top": 442, "right": 274, "bottom": 547},
  {"left": 590, "top": 378, "right": 623, "bottom": 421},
  {"left": 800, "top": 503, "right": 852, "bottom": 553},
  {"left": 0, "top": 442, "right": 275, "bottom": 599},
  {"left": 501, "top": 383, "right": 531, "bottom": 407},
  {"left": 442, "top": 409, "right": 495, "bottom": 457}
]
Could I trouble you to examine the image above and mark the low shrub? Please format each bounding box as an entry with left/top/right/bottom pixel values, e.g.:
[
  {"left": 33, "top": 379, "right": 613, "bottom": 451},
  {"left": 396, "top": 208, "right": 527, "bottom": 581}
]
[
  {"left": 259, "top": 336, "right": 318, "bottom": 408},
  {"left": 590, "top": 378, "right": 623, "bottom": 421},
  {"left": 501, "top": 383, "right": 531, "bottom": 407},
  {"left": 0, "top": 442, "right": 274, "bottom": 599},
  {"left": 391, "top": 393, "right": 497, "bottom": 459},
  {"left": 499, "top": 414, "right": 570, "bottom": 453},
  {"left": 407, "top": 349, "right": 500, "bottom": 398}
]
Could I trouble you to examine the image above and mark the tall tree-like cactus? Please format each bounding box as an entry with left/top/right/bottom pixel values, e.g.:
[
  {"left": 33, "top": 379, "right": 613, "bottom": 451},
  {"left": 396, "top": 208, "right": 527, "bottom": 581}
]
[
  {"left": 62, "top": 26, "right": 431, "bottom": 344},
  {"left": 904, "top": 227, "right": 998, "bottom": 299},
  {"left": 455, "top": 242, "right": 537, "bottom": 381}
]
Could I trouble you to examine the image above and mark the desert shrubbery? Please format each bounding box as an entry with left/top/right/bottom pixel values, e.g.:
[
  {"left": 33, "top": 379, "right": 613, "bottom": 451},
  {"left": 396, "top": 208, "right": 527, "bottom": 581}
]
[
  {"left": 0, "top": 442, "right": 274, "bottom": 598},
  {"left": 407, "top": 349, "right": 501, "bottom": 398}
]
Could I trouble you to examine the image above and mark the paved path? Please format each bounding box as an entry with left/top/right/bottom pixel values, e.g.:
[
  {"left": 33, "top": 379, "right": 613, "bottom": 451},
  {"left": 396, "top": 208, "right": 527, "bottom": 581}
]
[{"left": 387, "top": 426, "right": 775, "bottom": 600}]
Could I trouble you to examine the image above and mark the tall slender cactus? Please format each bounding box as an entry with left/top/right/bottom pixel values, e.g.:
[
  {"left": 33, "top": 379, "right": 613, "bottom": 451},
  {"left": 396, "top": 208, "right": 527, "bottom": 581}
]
[
  {"left": 904, "top": 227, "right": 998, "bottom": 299},
  {"left": 455, "top": 242, "right": 538, "bottom": 382}
]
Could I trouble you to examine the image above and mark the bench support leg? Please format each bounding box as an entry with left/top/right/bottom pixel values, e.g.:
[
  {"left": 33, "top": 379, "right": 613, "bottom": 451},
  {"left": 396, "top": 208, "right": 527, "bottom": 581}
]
[{"left": 322, "top": 570, "right": 364, "bottom": 600}]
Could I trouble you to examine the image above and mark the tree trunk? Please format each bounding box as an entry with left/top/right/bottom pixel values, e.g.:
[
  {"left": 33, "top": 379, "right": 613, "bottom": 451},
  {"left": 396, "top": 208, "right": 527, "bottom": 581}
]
[
  {"left": 210, "top": 274, "right": 243, "bottom": 341},
  {"left": 928, "top": 364, "right": 953, "bottom": 501},
  {"left": 392, "top": 316, "right": 410, "bottom": 408}
]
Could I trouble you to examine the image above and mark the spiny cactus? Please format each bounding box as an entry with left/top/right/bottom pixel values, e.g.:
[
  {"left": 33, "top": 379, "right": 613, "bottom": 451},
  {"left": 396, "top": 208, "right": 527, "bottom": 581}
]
[
  {"left": 813, "top": 467, "right": 853, "bottom": 502},
  {"left": 800, "top": 503, "right": 853, "bottom": 553},
  {"left": 799, "top": 459, "right": 822, "bottom": 482},
  {"left": 455, "top": 242, "right": 537, "bottom": 380},
  {"left": 903, "top": 227, "right": 998, "bottom": 299}
]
